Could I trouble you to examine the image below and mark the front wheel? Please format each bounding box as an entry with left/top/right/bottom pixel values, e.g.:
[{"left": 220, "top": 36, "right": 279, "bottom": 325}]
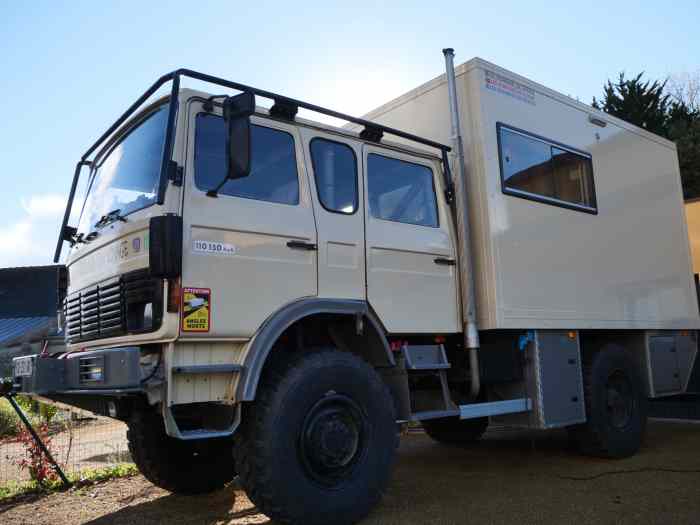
[
  {"left": 570, "top": 345, "right": 647, "bottom": 459},
  {"left": 234, "top": 348, "right": 398, "bottom": 525},
  {"left": 127, "top": 408, "right": 236, "bottom": 494}
]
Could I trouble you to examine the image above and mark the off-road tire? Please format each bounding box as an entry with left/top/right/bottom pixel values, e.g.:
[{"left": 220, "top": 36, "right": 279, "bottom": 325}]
[
  {"left": 570, "top": 344, "right": 647, "bottom": 459},
  {"left": 234, "top": 348, "right": 399, "bottom": 525},
  {"left": 127, "top": 408, "right": 236, "bottom": 494},
  {"left": 422, "top": 416, "right": 489, "bottom": 445}
]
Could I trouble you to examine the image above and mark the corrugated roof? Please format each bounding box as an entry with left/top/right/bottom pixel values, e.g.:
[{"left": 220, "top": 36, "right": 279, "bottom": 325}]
[{"left": 0, "top": 316, "right": 56, "bottom": 346}]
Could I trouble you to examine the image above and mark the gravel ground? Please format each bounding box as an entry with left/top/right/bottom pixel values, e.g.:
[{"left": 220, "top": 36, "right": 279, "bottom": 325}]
[{"left": 2, "top": 419, "right": 700, "bottom": 524}]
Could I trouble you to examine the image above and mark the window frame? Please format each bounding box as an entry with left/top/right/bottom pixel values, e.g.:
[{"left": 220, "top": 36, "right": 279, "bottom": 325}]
[
  {"left": 366, "top": 151, "right": 440, "bottom": 228},
  {"left": 77, "top": 104, "right": 170, "bottom": 233},
  {"left": 496, "top": 122, "right": 598, "bottom": 215},
  {"left": 309, "top": 137, "right": 359, "bottom": 215},
  {"left": 193, "top": 111, "right": 301, "bottom": 206}
]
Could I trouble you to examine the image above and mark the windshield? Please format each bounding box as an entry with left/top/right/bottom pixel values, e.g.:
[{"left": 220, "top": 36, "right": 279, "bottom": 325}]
[{"left": 76, "top": 105, "right": 169, "bottom": 235}]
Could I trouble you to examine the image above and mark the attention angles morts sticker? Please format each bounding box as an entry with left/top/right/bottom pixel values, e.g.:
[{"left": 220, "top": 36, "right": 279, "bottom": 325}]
[{"left": 182, "top": 287, "right": 211, "bottom": 332}]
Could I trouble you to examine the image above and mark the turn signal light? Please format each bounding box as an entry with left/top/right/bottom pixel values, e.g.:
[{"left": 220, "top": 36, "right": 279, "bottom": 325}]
[{"left": 168, "top": 278, "right": 181, "bottom": 313}]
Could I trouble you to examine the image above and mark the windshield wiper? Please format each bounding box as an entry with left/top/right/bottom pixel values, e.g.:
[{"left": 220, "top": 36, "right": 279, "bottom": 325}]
[{"left": 94, "top": 209, "right": 127, "bottom": 229}]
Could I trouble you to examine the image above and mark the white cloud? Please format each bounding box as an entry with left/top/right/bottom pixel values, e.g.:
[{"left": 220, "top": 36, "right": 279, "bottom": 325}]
[
  {"left": 21, "top": 194, "right": 67, "bottom": 218},
  {"left": 0, "top": 194, "right": 66, "bottom": 268}
]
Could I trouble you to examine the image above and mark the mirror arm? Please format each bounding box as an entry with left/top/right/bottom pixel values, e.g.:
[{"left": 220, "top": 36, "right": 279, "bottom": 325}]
[{"left": 205, "top": 177, "right": 229, "bottom": 198}]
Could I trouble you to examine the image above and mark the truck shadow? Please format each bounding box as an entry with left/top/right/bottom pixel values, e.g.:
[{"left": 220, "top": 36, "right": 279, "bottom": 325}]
[
  {"left": 83, "top": 487, "right": 272, "bottom": 525},
  {"left": 74, "top": 422, "right": 694, "bottom": 525}
]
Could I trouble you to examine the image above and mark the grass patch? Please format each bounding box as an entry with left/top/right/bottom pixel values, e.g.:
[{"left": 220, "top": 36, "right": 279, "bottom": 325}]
[
  {"left": 0, "top": 397, "right": 22, "bottom": 439},
  {"left": 0, "top": 463, "right": 138, "bottom": 503}
]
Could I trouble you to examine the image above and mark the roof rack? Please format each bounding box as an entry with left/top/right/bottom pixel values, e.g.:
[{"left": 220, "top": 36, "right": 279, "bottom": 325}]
[{"left": 55, "top": 68, "right": 452, "bottom": 262}]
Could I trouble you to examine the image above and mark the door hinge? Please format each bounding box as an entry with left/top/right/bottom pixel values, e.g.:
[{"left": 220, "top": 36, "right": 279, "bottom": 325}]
[{"left": 168, "top": 160, "right": 183, "bottom": 187}]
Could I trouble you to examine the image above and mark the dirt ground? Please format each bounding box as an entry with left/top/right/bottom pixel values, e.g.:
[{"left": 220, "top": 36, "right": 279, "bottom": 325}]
[{"left": 2, "top": 419, "right": 700, "bottom": 524}]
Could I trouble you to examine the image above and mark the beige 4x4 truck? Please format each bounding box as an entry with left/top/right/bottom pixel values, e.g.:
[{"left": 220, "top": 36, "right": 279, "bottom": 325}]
[{"left": 9, "top": 50, "right": 700, "bottom": 525}]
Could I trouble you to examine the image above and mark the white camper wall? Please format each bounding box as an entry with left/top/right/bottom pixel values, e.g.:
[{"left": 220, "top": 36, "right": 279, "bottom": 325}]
[{"left": 362, "top": 58, "right": 700, "bottom": 330}]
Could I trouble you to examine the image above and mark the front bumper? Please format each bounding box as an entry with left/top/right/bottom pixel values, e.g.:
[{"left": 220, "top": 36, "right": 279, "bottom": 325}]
[{"left": 12, "top": 347, "right": 143, "bottom": 396}]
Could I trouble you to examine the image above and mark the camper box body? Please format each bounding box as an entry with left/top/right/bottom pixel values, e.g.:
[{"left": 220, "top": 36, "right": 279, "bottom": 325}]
[{"left": 361, "top": 58, "right": 700, "bottom": 331}]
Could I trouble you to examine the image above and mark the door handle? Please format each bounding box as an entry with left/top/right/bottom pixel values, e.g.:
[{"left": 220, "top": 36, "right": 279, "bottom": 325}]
[
  {"left": 434, "top": 257, "right": 456, "bottom": 266},
  {"left": 287, "top": 240, "right": 317, "bottom": 251}
]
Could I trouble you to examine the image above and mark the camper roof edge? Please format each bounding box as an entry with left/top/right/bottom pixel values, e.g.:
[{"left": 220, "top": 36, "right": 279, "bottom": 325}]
[{"left": 357, "top": 57, "right": 677, "bottom": 151}]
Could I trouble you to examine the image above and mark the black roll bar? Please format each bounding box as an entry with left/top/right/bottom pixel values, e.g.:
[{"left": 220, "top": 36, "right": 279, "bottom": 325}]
[{"left": 54, "top": 68, "right": 452, "bottom": 263}]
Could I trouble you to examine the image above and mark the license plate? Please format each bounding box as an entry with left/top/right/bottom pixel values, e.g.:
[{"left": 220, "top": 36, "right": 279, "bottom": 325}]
[{"left": 14, "top": 357, "right": 33, "bottom": 378}]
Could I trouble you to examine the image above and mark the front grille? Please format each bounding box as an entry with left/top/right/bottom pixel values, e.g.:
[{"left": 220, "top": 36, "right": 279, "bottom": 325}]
[
  {"left": 64, "top": 269, "right": 162, "bottom": 344},
  {"left": 65, "top": 278, "right": 125, "bottom": 343}
]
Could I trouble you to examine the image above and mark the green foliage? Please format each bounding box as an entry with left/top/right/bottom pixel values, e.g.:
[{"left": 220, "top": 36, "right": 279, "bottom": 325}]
[
  {"left": 592, "top": 72, "right": 671, "bottom": 136},
  {"left": 0, "top": 463, "right": 138, "bottom": 502},
  {"left": 594, "top": 72, "right": 700, "bottom": 199},
  {"left": 13, "top": 395, "right": 58, "bottom": 424},
  {"left": 668, "top": 102, "right": 700, "bottom": 199},
  {"left": 0, "top": 398, "right": 19, "bottom": 438},
  {"left": 0, "top": 396, "right": 60, "bottom": 439}
]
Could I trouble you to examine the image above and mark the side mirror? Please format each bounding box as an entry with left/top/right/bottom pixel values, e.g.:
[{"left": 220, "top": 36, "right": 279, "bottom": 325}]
[{"left": 224, "top": 91, "right": 255, "bottom": 179}]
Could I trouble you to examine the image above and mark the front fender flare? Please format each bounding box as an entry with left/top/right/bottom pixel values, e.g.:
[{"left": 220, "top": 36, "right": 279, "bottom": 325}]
[{"left": 239, "top": 298, "right": 393, "bottom": 401}]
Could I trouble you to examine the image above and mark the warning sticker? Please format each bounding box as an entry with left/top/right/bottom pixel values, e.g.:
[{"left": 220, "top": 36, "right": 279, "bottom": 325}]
[{"left": 182, "top": 288, "right": 211, "bottom": 332}]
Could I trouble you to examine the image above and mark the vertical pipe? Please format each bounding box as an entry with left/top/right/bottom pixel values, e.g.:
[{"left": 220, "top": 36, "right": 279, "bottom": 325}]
[{"left": 443, "top": 48, "right": 481, "bottom": 398}]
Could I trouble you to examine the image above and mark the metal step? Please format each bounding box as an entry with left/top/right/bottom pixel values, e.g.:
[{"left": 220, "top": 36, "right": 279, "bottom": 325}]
[
  {"left": 402, "top": 344, "right": 451, "bottom": 370},
  {"left": 410, "top": 408, "right": 460, "bottom": 421},
  {"left": 459, "top": 398, "right": 532, "bottom": 420}
]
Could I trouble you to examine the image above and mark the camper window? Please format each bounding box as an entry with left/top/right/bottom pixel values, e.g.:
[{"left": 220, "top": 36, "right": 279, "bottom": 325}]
[{"left": 498, "top": 124, "right": 596, "bottom": 213}]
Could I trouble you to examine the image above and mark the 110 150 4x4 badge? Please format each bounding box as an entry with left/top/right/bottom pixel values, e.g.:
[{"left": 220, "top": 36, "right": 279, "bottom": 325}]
[{"left": 182, "top": 288, "right": 211, "bottom": 332}]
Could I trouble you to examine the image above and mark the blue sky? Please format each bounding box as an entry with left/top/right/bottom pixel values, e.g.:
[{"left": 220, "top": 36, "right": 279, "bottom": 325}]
[{"left": 1, "top": 0, "right": 698, "bottom": 267}]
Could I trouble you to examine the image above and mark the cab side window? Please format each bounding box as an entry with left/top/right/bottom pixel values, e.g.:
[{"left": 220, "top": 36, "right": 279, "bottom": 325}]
[
  {"left": 310, "top": 138, "right": 358, "bottom": 214},
  {"left": 367, "top": 153, "right": 439, "bottom": 228},
  {"left": 194, "top": 113, "right": 299, "bottom": 205}
]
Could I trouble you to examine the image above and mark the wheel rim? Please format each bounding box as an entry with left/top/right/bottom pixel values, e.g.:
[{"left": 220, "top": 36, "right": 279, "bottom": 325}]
[
  {"left": 299, "top": 393, "right": 368, "bottom": 487},
  {"left": 605, "top": 370, "right": 635, "bottom": 429}
]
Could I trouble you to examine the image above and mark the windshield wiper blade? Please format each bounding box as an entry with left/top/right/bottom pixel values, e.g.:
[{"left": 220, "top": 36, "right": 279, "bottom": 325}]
[{"left": 94, "top": 209, "right": 127, "bottom": 229}]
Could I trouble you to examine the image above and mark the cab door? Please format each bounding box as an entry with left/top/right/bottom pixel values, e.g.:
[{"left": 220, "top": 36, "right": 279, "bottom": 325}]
[
  {"left": 180, "top": 99, "right": 317, "bottom": 338},
  {"left": 363, "top": 146, "right": 460, "bottom": 333},
  {"left": 301, "top": 129, "right": 365, "bottom": 299}
]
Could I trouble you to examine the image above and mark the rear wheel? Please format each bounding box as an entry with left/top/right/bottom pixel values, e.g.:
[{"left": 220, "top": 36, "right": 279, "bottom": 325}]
[
  {"left": 127, "top": 408, "right": 236, "bottom": 494},
  {"left": 234, "top": 348, "right": 398, "bottom": 525},
  {"left": 570, "top": 345, "right": 647, "bottom": 459},
  {"left": 422, "top": 416, "right": 489, "bottom": 445}
]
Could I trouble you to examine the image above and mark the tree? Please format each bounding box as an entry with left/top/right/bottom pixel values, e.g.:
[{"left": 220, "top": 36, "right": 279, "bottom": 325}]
[
  {"left": 592, "top": 72, "right": 671, "bottom": 136},
  {"left": 668, "top": 103, "right": 700, "bottom": 199},
  {"left": 668, "top": 71, "right": 700, "bottom": 113},
  {"left": 667, "top": 72, "right": 700, "bottom": 199},
  {"left": 594, "top": 71, "right": 700, "bottom": 199}
]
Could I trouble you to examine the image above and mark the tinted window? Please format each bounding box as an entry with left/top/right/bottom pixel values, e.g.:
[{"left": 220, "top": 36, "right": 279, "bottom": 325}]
[
  {"left": 77, "top": 106, "right": 168, "bottom": 235},
  {"left": 499, "top": 125, "right": 596, "bottom": 210},
  {"left": 310, "top": 139, "right": 357, "bottom": 214},
  {"left": 551, "top": 147, "right": 595, "bottom": 206},
  {"left": 367, "top": 154, "right": 438, "bottom": 227},
  {"left": 195, "top": 114, "right": 299, "bottom": 205}
]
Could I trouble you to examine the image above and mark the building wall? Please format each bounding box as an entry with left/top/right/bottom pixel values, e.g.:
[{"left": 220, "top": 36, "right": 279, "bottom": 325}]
[{"left": 685, "top": 199, "right": 700, "bottom": 275}]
